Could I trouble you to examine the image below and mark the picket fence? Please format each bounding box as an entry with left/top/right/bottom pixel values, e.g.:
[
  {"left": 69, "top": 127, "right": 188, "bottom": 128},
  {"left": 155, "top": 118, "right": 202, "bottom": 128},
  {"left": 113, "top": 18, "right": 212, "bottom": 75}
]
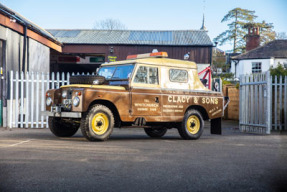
[
  {"left": 239, "top": 72, "right": 287, "bottom": 134},
  {"left": 8, "top": 71, "right": 94, "bottom": 128}
]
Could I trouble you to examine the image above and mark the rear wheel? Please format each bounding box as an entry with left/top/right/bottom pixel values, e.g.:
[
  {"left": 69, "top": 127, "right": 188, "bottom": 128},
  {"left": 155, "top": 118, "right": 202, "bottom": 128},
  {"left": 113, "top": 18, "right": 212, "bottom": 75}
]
[
  {"left": 144, "top": 128, "right": 167, "bottom": 138},
  {"left": 48, "top": 117, "right": 79, "bottom": 137},
  {"left": 81, "top": 105, "right": 114, "bottom": 141},
  {"left": 178, "top": 109, "right": 204, "bottom": 140}
]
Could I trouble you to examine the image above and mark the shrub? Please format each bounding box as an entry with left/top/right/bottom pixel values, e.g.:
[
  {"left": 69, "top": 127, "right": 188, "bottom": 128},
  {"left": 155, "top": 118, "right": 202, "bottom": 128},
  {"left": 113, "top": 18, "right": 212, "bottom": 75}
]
[{"left": 270, "top": 63, "right": 287, "bottom": 78}]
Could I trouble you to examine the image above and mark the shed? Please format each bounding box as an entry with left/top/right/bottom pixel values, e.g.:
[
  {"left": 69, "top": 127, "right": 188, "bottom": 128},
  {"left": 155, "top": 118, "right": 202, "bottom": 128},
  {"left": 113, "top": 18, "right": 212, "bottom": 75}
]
[{"left": 48, "top": 29, "right": 213, "bottom": 74}]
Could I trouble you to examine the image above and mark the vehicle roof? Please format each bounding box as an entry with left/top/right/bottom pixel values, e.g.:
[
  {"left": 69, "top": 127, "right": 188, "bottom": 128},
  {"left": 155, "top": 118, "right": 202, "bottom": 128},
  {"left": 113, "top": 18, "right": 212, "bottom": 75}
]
[{"left": 101, "top": 58, "right": 197, "bottom": 69}]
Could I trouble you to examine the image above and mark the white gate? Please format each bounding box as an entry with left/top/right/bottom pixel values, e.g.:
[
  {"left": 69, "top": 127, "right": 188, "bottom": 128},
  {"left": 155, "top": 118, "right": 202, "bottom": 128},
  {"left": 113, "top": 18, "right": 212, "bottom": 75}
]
[
  {"left": 239, "top": 72, "right": 287, "bottom": 134},
  {"left": 8, "top": 71, "right": 93, "bottom": 128}
]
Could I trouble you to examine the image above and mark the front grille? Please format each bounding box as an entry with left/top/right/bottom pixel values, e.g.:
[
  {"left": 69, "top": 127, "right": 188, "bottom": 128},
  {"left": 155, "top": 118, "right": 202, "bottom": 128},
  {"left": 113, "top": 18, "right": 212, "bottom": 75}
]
[
  {"left": 61, "top": 99, "right": 72, "bottom": 111},
  {"left": 67, "top": 89, "right": 73, "bottom": 99}
]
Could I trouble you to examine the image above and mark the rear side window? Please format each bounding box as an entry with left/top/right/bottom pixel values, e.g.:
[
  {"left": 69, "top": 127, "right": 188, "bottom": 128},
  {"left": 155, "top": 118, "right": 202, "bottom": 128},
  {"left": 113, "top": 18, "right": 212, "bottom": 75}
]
[
  {"left": 169, "top": 69, "right": 188, "bottom": 83},
  {"left": 133, "top": 66, "right": 158, "bottom": 84}
]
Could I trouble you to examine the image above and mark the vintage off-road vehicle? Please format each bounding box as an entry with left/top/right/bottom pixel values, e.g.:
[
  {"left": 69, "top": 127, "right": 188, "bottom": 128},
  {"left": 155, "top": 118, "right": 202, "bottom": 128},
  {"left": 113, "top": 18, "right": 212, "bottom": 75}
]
[{"left": 43, "top": 52, "right": 227, "bottom": 141}]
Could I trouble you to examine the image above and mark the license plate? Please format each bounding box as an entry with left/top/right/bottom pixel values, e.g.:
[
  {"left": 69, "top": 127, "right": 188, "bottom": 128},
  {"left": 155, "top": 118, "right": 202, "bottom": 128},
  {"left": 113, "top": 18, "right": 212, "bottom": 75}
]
[
  {"left": 51, "top": 106, "right": 61, "bottom": 113},
  {"left": 63, "top": 99, "right": 72, "bottom": 105}
]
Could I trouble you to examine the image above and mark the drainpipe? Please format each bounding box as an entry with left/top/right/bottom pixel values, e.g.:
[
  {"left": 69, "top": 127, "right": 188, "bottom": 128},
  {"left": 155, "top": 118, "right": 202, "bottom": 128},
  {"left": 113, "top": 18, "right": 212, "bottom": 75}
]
[
  {"left": 233, "top": 59, "right": 239, "bottom": 78},
  {"left": 22, "top": 25, "right": 27, "bottom": 72}
]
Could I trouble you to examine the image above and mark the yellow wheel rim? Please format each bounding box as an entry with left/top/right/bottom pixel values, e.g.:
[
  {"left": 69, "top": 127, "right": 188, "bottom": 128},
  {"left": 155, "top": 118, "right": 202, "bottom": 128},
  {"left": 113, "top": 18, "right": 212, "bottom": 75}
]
[
  {"left": 186, "top": 115, "right": 200, "bottom": 134},
  {"left": 91, "top": 113, "right": 109, "bottom": 135}
]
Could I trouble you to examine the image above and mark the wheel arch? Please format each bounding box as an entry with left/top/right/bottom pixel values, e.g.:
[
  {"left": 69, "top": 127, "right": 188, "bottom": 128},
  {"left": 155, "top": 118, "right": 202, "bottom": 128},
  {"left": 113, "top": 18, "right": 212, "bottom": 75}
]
[
  {"left": 88, "top": 99, "right": 121, "bottom": 127},
  {"left": 185, "top": 105, "right": 209, "bottom": 120}
]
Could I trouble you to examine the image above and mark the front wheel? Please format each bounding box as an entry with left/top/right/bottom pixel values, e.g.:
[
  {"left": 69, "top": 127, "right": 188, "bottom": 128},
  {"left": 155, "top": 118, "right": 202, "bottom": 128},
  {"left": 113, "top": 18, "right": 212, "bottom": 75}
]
[
  {"left": 48, "top": 117, "right": 79, "bottom": 137},
  {"left": 144, "top": 128, "right": 167, "bottom": 138},
  {"left": 81, "top": 105, "right": 114, "bottom": 141},
  {"left": 178, "top": 109, "right": 204, "bottom": 140}
]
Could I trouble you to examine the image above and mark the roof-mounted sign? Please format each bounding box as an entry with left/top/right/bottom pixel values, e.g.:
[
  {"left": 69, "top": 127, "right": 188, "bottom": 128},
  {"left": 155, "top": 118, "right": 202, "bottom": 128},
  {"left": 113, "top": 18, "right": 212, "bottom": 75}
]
[{"left": 127, "top": 52, "right": 168, "bottom": 60}]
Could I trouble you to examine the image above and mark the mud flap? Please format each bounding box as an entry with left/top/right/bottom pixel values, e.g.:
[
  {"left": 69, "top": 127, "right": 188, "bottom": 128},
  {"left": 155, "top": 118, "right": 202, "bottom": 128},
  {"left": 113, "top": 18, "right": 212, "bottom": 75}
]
[{"left": 211, "top": 117, "right": 222, "bottom": 135}]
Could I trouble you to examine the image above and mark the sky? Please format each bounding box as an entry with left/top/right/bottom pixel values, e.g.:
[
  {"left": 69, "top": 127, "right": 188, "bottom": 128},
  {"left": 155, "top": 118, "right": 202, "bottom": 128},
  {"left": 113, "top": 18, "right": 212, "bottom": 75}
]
[{"left": 1, "top": 0, "right": 287, "bottom": 52}]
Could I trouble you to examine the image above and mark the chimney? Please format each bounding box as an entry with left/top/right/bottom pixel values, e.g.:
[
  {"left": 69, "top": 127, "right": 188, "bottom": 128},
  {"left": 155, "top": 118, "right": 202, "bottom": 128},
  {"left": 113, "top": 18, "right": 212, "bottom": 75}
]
[{"left": 246, "top": 27, "right": 260, "bottom": 51}]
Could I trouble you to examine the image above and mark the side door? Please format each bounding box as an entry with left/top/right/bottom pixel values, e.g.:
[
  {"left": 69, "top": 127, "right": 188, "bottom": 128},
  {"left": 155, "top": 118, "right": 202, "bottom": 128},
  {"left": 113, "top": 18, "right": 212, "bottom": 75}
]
[{"left": 130, "top": 65, "right": 161, "bottom": 116}]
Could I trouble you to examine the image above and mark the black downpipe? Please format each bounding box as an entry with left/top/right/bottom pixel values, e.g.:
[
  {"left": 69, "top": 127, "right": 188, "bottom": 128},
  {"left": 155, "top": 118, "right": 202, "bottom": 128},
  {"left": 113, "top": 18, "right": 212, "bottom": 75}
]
[
  {"left": 22, "top": 25, "right": 27, "bottom": 72},
  {"left": 234, "top": 59, "right": 239, "bottom": 78},
  {"left": 27, "top": 38, "right": 29, "bottom": 70}
]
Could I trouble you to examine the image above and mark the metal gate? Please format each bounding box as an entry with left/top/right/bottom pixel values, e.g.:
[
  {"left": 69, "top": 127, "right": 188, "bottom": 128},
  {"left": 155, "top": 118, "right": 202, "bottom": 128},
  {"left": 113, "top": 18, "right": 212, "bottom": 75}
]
[
  {"left": 239, "top": 72, "right": 287, "bottom": 134},
  {"left": 8, "top": 71, "right": 93, "bottom": 128}
]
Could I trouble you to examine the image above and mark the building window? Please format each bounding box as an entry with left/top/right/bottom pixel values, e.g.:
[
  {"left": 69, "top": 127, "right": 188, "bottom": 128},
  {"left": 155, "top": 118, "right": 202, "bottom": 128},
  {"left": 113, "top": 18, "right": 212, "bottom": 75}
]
[{"left": 252, "top": 62, "right": 262, "bottom": 73}]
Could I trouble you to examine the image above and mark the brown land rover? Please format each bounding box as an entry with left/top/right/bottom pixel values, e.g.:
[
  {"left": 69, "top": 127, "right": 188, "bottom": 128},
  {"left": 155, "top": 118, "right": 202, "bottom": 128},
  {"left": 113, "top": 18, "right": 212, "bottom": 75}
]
[{"left": 43, "top": 52, "right": 227, "bottom": 141}]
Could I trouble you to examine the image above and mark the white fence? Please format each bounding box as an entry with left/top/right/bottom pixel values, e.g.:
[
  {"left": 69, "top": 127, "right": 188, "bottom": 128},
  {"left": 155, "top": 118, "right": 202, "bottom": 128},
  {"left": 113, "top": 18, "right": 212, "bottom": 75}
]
[
  {"left": 8, "top": 71, "right": 93, "bottom": 128},
  {"left": 272, "top": 75, "right": 287, "bottom": 131},
  {"left": 239, "top": 72, "right": 287, "bottom": 134}
]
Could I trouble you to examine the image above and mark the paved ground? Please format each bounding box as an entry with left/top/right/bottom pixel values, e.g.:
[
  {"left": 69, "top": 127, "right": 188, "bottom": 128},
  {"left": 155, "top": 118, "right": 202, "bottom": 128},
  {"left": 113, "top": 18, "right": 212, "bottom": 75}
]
[{"left": 0, "top": 120, "right": 286, "bottom": 192}]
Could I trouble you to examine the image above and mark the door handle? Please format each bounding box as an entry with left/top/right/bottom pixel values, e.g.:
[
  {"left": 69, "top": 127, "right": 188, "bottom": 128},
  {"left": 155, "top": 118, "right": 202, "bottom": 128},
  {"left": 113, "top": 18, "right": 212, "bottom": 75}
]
[{"left": 155, "top": 97, "right": 159, "bottom": 103}]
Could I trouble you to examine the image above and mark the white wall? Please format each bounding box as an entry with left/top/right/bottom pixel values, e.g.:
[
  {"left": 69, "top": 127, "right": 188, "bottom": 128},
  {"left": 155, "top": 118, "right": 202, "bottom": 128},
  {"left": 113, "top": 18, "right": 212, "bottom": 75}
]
[
  {"left": 231, "top": 59, "right": 272, "bottom": 78},
  {"left": 0, "top": 25, "right": 50, "bottom": 73},
  {"left": 28, "top": 38, "right": 50, "bottom": 72},
  {"left": 274, "top": 58, "right": 287, "bottom": 68}
]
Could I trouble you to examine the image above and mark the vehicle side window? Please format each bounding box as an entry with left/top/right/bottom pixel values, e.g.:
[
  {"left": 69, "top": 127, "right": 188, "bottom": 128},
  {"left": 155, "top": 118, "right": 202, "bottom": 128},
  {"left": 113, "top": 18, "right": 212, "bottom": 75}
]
[
  {"left": 133, "top": 66, "right": 158, "bottom": 84},
  {"left": 169, "top": 69, "right": 188, "bottom": 83}
]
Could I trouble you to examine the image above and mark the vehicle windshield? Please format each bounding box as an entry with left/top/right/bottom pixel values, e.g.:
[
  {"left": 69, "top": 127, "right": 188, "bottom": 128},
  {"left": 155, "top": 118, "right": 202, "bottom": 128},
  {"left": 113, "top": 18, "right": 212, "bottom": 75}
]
[{"left": 98, "top": 64, "right": 135, "bottom": 80}]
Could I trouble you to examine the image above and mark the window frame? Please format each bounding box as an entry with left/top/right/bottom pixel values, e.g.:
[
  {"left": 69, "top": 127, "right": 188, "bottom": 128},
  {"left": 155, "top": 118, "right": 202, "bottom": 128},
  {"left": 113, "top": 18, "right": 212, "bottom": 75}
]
[
  {"left": 131, "top": 64, "right": 160, "bottom": 87},
  {"left": 252, "top": 62, "right": 262, "bottom": 74},
  {"left": 169, "top": 68, "right": 188, "bottom": 83},
  {"left": 98, "top": 64, "right": 135, "bottom": 80}
]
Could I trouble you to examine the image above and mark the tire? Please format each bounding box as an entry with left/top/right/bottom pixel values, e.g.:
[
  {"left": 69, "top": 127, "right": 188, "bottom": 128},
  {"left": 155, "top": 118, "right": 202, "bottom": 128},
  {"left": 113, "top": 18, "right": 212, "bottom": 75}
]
[
  {"left": 48, "top": 117, "right": 79, "bottom": 137},
  {"left": 178, "top": 109, "right": 204, "bottom": 140},
  {"left": 144, "top": 128, "right": 167, "bottom": 138},
  {"left": 69, "top": 75, "right": 105, "bottom": 85},
  {"left": 80, "top": 104, "right": 114, "bottom": 141}
]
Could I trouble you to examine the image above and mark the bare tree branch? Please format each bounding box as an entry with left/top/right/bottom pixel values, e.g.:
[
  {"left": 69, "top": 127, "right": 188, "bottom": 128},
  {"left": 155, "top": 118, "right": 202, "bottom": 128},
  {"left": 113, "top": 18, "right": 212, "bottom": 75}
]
[{"left": 93, "top": 18, "right": 127, "bottom": 30}]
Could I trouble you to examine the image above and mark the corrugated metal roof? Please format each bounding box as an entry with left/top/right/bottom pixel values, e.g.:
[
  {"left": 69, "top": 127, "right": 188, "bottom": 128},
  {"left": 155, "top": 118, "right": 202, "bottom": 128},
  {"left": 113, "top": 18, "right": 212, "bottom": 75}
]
[{"left": 48, "top": 29, "right": 213, "bottom": 46}]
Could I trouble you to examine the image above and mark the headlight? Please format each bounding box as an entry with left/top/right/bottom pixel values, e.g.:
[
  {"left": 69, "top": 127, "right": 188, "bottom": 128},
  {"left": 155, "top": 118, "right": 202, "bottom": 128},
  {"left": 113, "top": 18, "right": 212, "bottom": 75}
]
[
  {"left": 46, "top": 97, "right": 53, "bottom": 106},
  {"left": 93, "top": 80, "right": 99, "bottom": 85},
  {"left": 62, "top": 90, "right": 67, "bottom": 98},
  {"left": 73, "top": 96, "right": 80, "bottom": 107}
]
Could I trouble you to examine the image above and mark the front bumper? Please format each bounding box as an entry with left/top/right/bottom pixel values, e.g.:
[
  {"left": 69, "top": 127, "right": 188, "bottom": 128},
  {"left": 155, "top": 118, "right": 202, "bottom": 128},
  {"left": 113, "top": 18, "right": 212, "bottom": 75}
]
[{"left": 41, "top": 111, "right": 82, "bottom": 118}]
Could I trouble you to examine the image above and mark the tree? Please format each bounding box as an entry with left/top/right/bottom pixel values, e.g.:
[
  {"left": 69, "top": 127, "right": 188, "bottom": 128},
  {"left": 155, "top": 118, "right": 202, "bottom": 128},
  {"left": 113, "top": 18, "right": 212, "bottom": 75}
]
[
  {"left": 212, "top": 48, "right": 227, "bottom": 73},
  {"left": 214, "top": 8, "right": 257, "bottom": 53},
  {"left": 214, "top": 8, "right": 275, "bottom": 53},
  {"left": 276, "top": 32, "right": 287, "bottom": 40},
  {"left": 270, "top": 63, "right": 287, "bottom": 77},
  {"left": 94, "top": 18, "right": 127, "bottom": 30}
]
